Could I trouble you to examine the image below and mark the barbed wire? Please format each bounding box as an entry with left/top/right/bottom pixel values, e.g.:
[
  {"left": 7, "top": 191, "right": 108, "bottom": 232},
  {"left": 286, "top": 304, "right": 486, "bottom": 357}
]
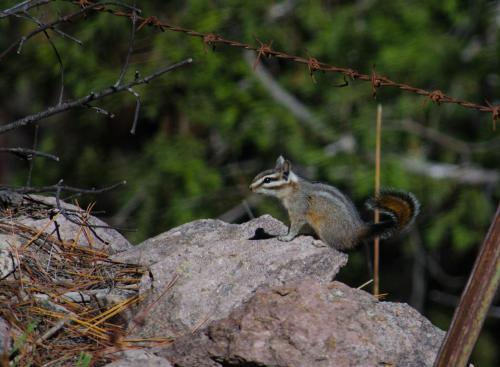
[
  {"left": 1, "top": 0, "right": 498, "bottom": 129},
  {"left": 77, "top": 2, "right": 498, "bottom": 129}
]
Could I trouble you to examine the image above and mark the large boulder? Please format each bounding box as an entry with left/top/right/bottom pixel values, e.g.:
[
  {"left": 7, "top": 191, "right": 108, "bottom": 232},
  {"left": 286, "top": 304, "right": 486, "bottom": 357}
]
[
  {"left": 160, "top": 278, "right": 446, "bottom": 367},
  {"left": 112, "top": 215, "right": 348, "bottom": 338}
]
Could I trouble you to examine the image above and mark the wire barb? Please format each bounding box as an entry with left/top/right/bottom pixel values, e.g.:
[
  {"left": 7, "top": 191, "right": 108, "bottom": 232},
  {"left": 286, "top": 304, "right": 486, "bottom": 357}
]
[
  {"left": 485, "top": 100, "right": 499, "bottom": 130},
  {"left": 203, "top": 33, "right": 221, "bottom": 53},
  {"left": 253, "top": 38, "right": 273, "bottom": 70},
  {"left": 371, "top": 65, "right": 381, "bottom": 98},
  {"left": 307, "top": 56, "right": 320, "bottom": 83}
]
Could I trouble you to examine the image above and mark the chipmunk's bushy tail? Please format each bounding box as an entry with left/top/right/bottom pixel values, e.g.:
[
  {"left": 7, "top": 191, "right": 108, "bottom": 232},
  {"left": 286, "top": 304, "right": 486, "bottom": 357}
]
[{"left": 363, "top": 189, "right": 420, "bottom": 240}]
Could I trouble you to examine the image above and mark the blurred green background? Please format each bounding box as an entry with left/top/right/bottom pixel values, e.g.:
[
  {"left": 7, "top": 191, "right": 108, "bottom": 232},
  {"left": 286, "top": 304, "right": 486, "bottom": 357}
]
[{"left": 1, "top": 0, "right": 499, "bottom": 365}]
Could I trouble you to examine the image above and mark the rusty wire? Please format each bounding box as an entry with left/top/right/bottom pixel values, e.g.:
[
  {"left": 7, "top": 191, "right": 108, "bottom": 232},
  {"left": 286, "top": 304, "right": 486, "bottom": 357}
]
[
  {"left": 1, "top": 1, "right": 497, "bottom": 127},
  {"left": 72, "top": 3, "right": 500, "bottom": 128}
]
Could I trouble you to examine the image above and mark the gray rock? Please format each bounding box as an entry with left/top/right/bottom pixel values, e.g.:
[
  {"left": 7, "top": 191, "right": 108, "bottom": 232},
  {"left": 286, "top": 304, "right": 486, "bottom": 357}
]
[
  {"left": 161, "top": 278, "right": 445, "bottom": 367},
  {"left": 0, "top": 193, "right": 131, "bottom": 253},
  {"left": 0, "top": 247, "right": 18, "bottom": 280},
  {"left": 0, "top": 317, "right": 11, "bottom": 354},
  {"left": 113, "top": 215, "right": 348, "bottom": 338},
  {"left": 104, "top": 349, "right": 173, "bottom": 367},
  {"left": 0, "top": 234, "right": 20, "bottom": 280}
]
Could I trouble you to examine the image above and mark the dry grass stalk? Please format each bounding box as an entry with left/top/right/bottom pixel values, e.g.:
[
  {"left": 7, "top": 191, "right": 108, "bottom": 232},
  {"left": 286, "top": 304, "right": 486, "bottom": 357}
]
[{"left": 0, "top": 201, "right": 166, "bottom": 366}]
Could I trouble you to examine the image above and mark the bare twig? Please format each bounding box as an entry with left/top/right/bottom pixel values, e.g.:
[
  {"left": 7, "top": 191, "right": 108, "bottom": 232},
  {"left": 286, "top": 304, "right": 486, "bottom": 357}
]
[
  {"left": 0, "top": 0, "right": 51, "bottom": 19},
  {"left": 0, "top": 1, "right": 139, "bottom": 61},
  {"left": 0, "top": 147, "right": 59, "bottom": 161},
  {"left": 19, "top": 10, "right": 83, "bottom": 46},
  {"left": 114, "top": 8, "right": 137, "bottom": 88},
  {"left": 50, "top": 179, "right": 129, "bottom": 231},
  {"left": 85, "top": 104, "right": 115, "bottom": 118},
  {"left": 127, "top": 87, "right": 141, "bottom": 134},
  {"left": 0, "top": 179, "right": 126, "bottom": 195},
  {"left": 43, "top": 30, "right": 65, "bottom": 105},
  {"left": 0, "top": 58, "right": 193, "bottom": 134},
  {"left": 26, "top": 124, "right": 39, "bottom": 186}
]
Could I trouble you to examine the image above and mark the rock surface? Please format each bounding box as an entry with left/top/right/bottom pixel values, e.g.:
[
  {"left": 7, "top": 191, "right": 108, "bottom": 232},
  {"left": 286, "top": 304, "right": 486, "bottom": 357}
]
[
  {"left": 104, "top": 350, "right": 173, "bottom": 367},
  {"left": 0, "top": 317, "right": 11, "bottom": 354},
  {"left": 113, "top": 215, "right": 348, "bottom": 338},
  {"left": 160, "top": 278, "right": 445, "bottom": 367},
  {"left": 0, "top": 192, "right": 131, "bottom": 253}
]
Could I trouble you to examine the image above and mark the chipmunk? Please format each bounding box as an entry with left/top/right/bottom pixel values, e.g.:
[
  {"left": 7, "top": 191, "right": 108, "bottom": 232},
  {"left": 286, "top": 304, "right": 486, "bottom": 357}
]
[{"left": 249, "top": 156, "right": 419, "bottom": 250}]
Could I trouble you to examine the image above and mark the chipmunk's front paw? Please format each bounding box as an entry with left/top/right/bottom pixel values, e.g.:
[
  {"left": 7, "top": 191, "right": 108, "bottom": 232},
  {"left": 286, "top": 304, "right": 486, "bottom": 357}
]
[{"left": 278, "top": 233, "right": 295, "bottom": 242}]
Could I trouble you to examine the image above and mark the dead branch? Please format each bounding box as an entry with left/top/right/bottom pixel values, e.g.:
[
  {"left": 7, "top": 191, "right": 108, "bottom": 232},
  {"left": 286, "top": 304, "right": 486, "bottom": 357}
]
[
  {"left": 0, "top": 58, "right": 193, "bottom": 134},
  {"left": 1, "top": 180, "right": 126, "bottom": 195},
  {"left": 0, "top": 1, "right": 139, "bottom": 61},
  {"left": 0, "top": 0, "right": 52, "bottom": 19},
  {"left": 0, "top": 147, "right": 59, "bottom": 161}
]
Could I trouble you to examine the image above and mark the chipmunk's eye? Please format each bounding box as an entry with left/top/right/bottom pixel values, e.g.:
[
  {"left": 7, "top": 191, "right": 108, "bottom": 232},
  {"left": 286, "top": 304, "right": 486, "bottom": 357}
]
[{"left": 264, "top": 177, "right": 272, "bottom": 184}]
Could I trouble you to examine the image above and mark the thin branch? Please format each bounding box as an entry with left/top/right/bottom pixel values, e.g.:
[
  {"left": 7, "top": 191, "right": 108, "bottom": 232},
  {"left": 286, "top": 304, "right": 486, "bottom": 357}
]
[
  {"left": 0, "top": 0, "right": 51, "bottom": 19},
  {"left": 114, "top": 8, "right": 137, "bottom": 88},
  {"left": 50, "top": 179, "right": 129, "bottom": 231},
  {"left": 0, "top": 58, "right": 193, "bottom": 134},
  {"left": 19, "top": 10, "right": 83, "bottom": 47},
  {"left": 0, "top": 1, "right": 139, "bottom": 61},
  {"left": 0, "top": 180, "right": 127, "bottom": 194},
  {"left": 127, "top": 87, "right": 140, "bottom": 134},
  {"left": 0, "top": 147, "right": 59, "bottom": 161},
  {"left": 26, "top": 124, "right": 39, "bottom": 186},
  {"left": 42, "top": 30, "right": 65, "bottom": 105},
  {"left": 84, "top": 104, "right": 115, "bottom": 118}
]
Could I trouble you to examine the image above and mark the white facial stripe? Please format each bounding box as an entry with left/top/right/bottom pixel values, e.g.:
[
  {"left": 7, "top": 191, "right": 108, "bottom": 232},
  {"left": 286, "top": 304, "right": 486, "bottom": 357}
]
[
  {"left": 263, "top": 180, "right": 286, "bottom": 188},
  {"left": 254, "top": 173, "right": 281, "bottom": 187}
]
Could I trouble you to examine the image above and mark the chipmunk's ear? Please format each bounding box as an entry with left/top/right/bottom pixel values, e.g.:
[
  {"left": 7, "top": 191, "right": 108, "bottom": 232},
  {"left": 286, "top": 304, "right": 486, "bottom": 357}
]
[
  {"left": 275, "top": 155, "right": 286, "bottom": 169},
  {"left": 276, "top": 155, "right": 291, "bottom": 174}
]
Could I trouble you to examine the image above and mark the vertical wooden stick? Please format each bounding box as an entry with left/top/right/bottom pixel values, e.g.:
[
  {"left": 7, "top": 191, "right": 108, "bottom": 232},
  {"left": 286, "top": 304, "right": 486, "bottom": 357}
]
[
  {"left": 373, "top": 104, "right": 382, "bottom": 296},
  {"left": 433, "top": 204, "right": 500, "bottom": 367}
]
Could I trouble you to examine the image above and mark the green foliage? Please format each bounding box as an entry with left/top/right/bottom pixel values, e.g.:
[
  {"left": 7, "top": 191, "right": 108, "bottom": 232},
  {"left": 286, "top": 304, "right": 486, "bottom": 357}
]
[
  {"left": 75, "top": 352, "right": 93, "bottom": 367},
  {"left": 10, "top": 319, "right": 39, "bottom": 367}
]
